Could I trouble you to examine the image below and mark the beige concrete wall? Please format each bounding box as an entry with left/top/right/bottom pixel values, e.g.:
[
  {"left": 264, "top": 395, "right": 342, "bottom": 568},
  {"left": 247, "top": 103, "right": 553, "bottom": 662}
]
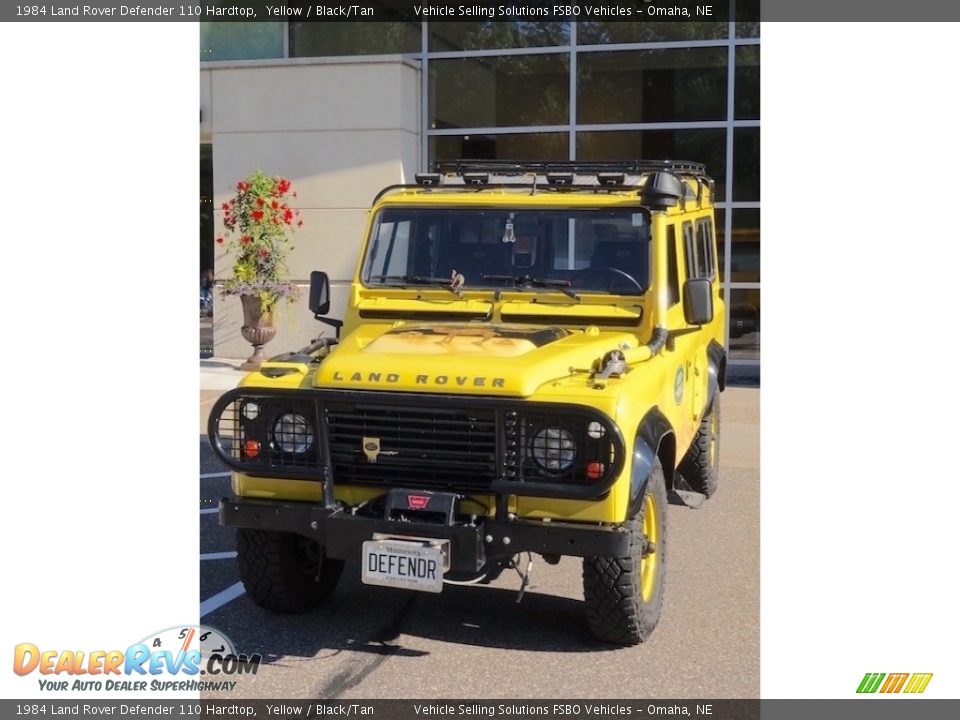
[{"left": 202, "top": 57, "right": 420, "bottom": 359}]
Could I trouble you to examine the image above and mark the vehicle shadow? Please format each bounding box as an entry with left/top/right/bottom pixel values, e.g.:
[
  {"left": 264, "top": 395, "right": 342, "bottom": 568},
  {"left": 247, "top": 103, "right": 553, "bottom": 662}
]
[{"left": 206, "top": 561, "right": 613, "bottom": 667}]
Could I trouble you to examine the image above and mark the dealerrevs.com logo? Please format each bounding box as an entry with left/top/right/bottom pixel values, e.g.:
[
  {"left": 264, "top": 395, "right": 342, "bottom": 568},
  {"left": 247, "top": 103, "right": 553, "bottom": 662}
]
[
  {"left": 13, "top": 626, "right": 260, "bottom": 692},
  {"left": 857, "top": 672, "right": 933, "bottom": 694}
]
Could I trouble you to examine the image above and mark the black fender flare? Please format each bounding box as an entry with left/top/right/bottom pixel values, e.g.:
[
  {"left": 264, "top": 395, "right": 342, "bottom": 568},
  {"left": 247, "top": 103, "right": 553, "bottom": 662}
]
[
  {"left": 706, "top": 339, "right": 726, "bottom": 412},
  {"left": 627, "top": 407, "right": 674, "bottom": 520}
]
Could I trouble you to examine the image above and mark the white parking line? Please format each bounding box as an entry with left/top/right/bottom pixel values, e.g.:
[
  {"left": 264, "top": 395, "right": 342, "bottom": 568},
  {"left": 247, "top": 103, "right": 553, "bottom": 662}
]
[
  {"left": 200, "top": 582, "right": 246, "bottom": 618},
  {"left": 200, "top": 507, "right": 218, "bottom": 515},
  {"left": 200, "top": 551, "right": 237, "bottom": 561},
  {"left": 200, "top": 472, "right": 231, "bottom": 480}
]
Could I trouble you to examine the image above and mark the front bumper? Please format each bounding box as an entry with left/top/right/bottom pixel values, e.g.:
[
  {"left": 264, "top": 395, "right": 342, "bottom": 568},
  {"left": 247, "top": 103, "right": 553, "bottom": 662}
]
[{"left": 219, "top": 496, "right": 631, "bottom": 572}]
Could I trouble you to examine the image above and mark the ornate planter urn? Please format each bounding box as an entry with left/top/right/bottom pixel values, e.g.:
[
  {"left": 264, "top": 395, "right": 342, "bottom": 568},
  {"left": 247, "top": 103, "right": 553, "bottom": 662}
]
[{"left": 239, "top": 294, "right": 277, "bottom": 370}]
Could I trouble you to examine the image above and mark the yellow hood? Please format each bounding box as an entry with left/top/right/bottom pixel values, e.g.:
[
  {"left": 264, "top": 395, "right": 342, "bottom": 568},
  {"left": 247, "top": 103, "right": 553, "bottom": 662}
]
[{"left": 314, "top": 323, "right": 637, "bottom": 397}]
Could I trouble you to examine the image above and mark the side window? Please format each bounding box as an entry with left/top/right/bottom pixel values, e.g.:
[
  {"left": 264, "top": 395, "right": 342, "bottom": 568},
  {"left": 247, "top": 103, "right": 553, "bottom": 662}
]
[
  {"left": 696, "top": 218, "right": 716, "bottom": 279},
  {"left": 666, "top": 225, "right": 679, "bottom": 306},
  {"left": 682, "top": 221, "right": 699, "bottom": 280}
]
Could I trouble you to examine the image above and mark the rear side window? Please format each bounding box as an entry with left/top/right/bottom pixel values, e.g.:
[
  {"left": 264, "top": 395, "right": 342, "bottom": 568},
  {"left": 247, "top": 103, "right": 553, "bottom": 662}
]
[
  {"left": 682, "top": 221, "right": 699, "bottom": 280},
  {"left": 666, "top": 225, "right": 679, "bottom": 306},
  {"left": 696, "top": 218, "right": 716, "bottom": 279}
]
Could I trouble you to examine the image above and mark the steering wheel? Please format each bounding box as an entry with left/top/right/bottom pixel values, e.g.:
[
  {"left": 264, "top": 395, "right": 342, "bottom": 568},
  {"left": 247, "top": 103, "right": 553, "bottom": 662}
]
[{"left": 571, "top": 267, "right": 645, "bottom": 293}]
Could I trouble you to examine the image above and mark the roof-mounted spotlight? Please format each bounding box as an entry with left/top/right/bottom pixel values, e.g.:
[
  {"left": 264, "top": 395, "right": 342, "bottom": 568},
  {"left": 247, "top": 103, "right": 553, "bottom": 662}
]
[
  {"left": 415, "top": 173, "right": 442, "bottom": 187},
  {"left": 598, "top": 173, "right": 625, "bottom": 186},
  {"left": 546, "top": 173, "right": 574, "bottom": 187},
  {"left": 463, "top": 173, "right": 489, "bottom": 185}
]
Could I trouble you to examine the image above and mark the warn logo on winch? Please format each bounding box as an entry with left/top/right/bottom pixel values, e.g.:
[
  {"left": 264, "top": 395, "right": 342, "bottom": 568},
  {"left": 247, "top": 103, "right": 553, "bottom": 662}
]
[{"left": 408, "top": 495, "right": 430, "bottom": 510}]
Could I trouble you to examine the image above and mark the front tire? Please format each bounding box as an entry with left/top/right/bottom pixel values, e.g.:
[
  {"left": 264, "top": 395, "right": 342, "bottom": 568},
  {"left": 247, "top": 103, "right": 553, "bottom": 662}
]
[
  {"left": 236, "top": 529, "right": 344, "bottom": 613},
  {"left": 582, "top": 459, "right": 668, "bottom": 645},
  {"left": 678, "top": 394, "right": 721, "bottom": 498}
]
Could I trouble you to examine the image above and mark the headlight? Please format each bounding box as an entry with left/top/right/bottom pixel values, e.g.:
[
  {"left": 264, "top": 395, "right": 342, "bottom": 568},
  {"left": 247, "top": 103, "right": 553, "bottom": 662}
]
[
  {"left": 272, "top": 413, "right": 314, "bottom": 454},
  {"left": 530, "top": 426, "right": 576, "bottom": 472},
  {"left": 241, "top": 402, "right": 260, "bottom": 420}
]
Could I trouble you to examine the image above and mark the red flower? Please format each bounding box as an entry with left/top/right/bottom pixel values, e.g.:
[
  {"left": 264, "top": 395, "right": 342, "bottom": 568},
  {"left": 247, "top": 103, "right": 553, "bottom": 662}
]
[
  {"left": 251, "top": 210, "right": 264, "bottom": 221},
  {"left": 256, "top": 197, "right": 265, "bottom": 208},
  {"left": 271, "top": 200, "right": 279, "bottom": 210},
  {"left": 277, "top": 179, "right": 291, "bottom": 194},
  {"left": 283, "top": 208, "right": 294, "bottom": 222},
  {"left": 221, "top": 203, "right": 230, "bottom": 212},
  {"left": 216, "top": 237, "right": 224, "bottom": 245},
  {"left": 258, "top": 248, "right": 270, "bottom": 258},
  {"left": 241, "top": 235, "right": 252, "bottom": 245},
  {"left": 237, "top": 181, "right": 249, "bottom": 192}
]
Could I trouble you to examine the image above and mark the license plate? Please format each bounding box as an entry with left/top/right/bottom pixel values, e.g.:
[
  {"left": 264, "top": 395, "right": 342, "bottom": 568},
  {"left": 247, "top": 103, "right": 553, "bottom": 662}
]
[{"left": 361, "top": 538, "right": 445, "bottom": 593}]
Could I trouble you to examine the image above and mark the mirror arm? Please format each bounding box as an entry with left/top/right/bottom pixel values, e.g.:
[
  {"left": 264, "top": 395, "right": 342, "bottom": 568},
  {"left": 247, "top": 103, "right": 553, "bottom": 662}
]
[{"left": 314, "top": 314, "right": 343, "bottom": 340}]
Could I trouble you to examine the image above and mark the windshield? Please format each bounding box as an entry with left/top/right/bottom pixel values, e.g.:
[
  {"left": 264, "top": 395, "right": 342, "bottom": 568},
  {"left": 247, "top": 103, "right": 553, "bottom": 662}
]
[{"left": 362, "top": 208, "right": 651, "bottom": 295}]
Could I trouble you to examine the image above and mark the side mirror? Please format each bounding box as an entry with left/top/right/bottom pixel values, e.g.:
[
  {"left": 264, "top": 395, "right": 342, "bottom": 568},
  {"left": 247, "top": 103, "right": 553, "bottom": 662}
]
[
  {"left": 309, "top": 271, "right": 330, "bottom": 316},
  {"left": 683, "top": 278, "right": 714, "bottom": 325},
  {"left": 308, "top": 270, "right": 343, "bottom": 339}
]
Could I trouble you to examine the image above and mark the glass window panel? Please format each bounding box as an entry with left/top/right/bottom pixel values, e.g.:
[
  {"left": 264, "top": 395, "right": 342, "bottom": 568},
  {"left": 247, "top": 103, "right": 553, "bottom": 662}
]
[
  {"left": 200, "top": 22, "right": 283, "bottom": 62},
  {"left": 578, "top": 3, "right": 730, "bottom": 44},
  {"left": 431, "top": 54, "right": 570, "bottom": 129},
  {"left": 578, "top": 48, "right": 727, "bottom": 124},
  {"left": 290, "top": 21, "right": 420, "bottom": 57},
  {"left": 729, "top": 288, "right": 760, "bottom": 360},
  {"left": 362, "top": 207, "right": 651, "bottom": 294},
  {"left": 731, "top": 209, "right": 760, "bottom": 282},
  {"left": 430, "top": 133, "right": 569, "bottom": 163},
  {"left": 666, "top": 225, "right": 680, "bottom": 306},
  {"left": 736, "top": 0, "right": 761, "bottom": 38},
  {"left": 697, "top": 218, "right": 716, "bottom": 279},
  {"left": 735, "top": 45, "right": 760, "bottom": 119},
  {"left": 577, "top": 129, "right": 727, "bottom": 200},
  {"left": 683, "top": 221, "right": 701, "bottom": 280},
  {"left": 733, "top": 127, "right": 760, "bottom": 201},
  {"left": 430, "top": 22, "right": 569, "bottom": 52},
  {"left": 714, "top": 209, "right": 726, "bottom": 283}
]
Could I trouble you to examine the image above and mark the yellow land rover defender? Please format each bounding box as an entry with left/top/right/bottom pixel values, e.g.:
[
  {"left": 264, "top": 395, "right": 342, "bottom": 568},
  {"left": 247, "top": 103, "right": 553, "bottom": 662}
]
[{"left": 208, "top": 160, "right": 726, "bottom": 645}]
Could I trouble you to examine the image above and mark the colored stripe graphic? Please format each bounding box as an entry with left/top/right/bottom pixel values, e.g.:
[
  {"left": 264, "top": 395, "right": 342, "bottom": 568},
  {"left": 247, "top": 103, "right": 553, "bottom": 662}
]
[
  {"left": 880, "top": 673, "right": 908, "bottom": 693},
  {"left": 857, "top": 673, "right": 885, "bottom": 693},
  {"left": 857, "top": 672, "right": 932, "bottom": 694},
  {"left": 904, "top": 673, "right": 933, "bottom": 694}
]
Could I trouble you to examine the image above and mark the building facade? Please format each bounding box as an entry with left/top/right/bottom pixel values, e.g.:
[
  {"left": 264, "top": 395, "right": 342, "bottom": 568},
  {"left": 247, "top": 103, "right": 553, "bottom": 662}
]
[{"left": 200, "top": 10, "right": 759, "bottom": 367}]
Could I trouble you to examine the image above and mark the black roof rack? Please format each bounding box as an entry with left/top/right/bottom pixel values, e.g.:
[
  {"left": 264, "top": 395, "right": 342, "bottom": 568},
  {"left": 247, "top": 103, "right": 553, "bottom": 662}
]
[
  {"left": 431, "top": 159, "right": 708, "bottom": 178},
  {"left": 399, "top": 159, "right": 715, "bottom": 209}
]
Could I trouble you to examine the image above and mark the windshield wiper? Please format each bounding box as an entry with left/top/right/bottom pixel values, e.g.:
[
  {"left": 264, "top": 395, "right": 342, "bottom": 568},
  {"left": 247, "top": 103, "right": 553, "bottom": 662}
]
[
  {"left": 481, "top": 274, "right": 581, "bottom": 301},
  {"left": 368, "top": 274, "right": 463, "bottom": 298}
]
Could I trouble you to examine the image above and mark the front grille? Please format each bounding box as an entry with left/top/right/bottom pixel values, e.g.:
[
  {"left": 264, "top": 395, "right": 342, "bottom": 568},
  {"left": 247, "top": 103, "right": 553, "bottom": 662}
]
[{"left": 327, "top": 403, "right": 497, "bottom": 491}]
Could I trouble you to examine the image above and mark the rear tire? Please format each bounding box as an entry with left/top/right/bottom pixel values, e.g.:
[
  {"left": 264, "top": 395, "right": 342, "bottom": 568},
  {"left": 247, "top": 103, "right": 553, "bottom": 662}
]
[
  {"left": 582, "top": 459, "right": 668, "bottom": 645},
  {"left": 678, "top": 394, "right": 721, "bottom": 498},
  {"left": 236, "top": 529, "right": 343, "bottom": 613}
]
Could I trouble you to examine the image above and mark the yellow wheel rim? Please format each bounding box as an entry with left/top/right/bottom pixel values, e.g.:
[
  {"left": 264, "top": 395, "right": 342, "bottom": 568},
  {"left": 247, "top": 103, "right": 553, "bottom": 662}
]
[
  {"left": 640, "top": 493, "right": 659, "bottom": 602},
  {"left": 709, "top": 410, "right": 719, "bottom": 467}
]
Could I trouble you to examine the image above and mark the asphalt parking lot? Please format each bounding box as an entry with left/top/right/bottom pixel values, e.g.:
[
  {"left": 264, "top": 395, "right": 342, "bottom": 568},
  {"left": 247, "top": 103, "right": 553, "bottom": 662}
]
[{"left": 199, "top": 371, "right": 759, "bottom": 699}]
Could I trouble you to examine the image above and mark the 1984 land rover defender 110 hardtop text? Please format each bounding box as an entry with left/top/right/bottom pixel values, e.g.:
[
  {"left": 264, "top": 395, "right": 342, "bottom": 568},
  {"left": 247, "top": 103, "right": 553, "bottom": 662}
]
[{"left": 208, "top": 160, "right": 726, "bottom": 645}]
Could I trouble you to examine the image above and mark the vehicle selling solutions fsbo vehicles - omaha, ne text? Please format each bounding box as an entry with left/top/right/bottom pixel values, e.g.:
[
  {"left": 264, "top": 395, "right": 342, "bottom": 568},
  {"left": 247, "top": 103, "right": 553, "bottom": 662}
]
[{"left": 208, "top": 160, "right": 726, "bottom": 644}]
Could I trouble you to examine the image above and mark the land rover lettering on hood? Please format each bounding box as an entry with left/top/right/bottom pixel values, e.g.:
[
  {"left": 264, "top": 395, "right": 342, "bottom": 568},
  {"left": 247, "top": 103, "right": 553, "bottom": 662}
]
[{"left": 208, "top": 160, "right": 726, "bottom": 645}]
